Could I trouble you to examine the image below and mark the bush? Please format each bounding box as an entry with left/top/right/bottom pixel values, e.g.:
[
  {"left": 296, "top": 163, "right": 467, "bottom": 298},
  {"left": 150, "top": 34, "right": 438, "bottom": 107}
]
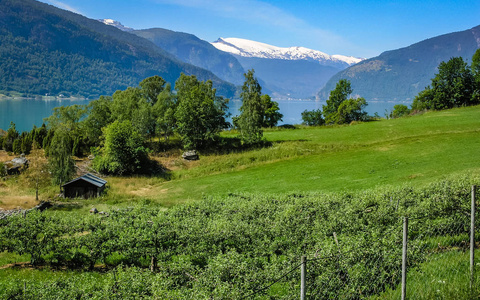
[
  {"left": 93, "top": 120, "right": 150, "bottom": 175},
  {"left": 301, "top": 109, "right": 325, "bottom": 126},
  {"left": 389, "top": 104, "right": 411, "bottom": 118},
  {"left": 0, "top": 162, "right": 6, "bottom": 177}
]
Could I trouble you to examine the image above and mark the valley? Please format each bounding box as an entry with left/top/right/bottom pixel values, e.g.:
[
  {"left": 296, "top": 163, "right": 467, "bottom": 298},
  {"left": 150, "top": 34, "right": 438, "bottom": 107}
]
[{"left": 1, "top": 0, "right": 479, "bottom": 299}]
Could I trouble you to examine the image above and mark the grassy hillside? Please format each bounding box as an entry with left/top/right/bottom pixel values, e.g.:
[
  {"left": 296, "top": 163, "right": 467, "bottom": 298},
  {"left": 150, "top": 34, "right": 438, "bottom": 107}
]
[
  {"left": 101, "top": 105, "right": 480, "bottom": 206},
  {"left": 1, "top": 105, "right": 479, "bottom": 209}
]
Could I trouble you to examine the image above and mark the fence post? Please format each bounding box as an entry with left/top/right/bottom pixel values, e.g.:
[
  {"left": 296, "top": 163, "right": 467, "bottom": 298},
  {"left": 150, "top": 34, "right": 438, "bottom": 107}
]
[
  {"left": 471, "top": 185, "right": 476, "bottom": 295},
  {"left": 402, "top": 216, "right": 408, "bottom": 300},
  {"left": 301, "top": 256, "right": 306, "bottom": 300}
]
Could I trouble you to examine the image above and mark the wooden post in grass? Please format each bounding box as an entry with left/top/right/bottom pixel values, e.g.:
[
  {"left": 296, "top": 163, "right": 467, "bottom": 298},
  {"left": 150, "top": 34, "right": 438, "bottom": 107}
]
[
  {"left": 471, "top": 185, "right": 476, "bottom": 294},
  {"left": 402, "top": 217, "right": 408, "bottom": 300},
  {"left": 301, "top": 256, "right": 306, "bottom": 300}
]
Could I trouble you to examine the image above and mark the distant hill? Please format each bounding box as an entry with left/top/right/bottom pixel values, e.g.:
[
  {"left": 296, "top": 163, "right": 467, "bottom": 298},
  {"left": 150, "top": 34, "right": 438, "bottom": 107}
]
[
  {"left": 133, "top": 28, "right": 246, "bottom": 85},
  {"left": 0, "top": 0, "right": 236, "bottom": 98},
  {"left": 318, "top": 25, "right": 480, "bottom": 102},
  {"left": 212, "top": 38, "right": 362, "bottom": 98}
]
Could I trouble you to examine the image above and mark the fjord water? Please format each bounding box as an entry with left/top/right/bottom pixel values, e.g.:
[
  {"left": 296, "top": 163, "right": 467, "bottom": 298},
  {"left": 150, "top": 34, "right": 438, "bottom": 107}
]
[{"left": 0, "top": 98, "right": 408, "bottom": 132}]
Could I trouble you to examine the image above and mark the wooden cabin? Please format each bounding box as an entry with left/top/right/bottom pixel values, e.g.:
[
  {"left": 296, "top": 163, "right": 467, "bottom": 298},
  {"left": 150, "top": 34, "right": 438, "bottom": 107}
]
[{"left": 62, "top": 173, "right": 107, "bottom": 199}]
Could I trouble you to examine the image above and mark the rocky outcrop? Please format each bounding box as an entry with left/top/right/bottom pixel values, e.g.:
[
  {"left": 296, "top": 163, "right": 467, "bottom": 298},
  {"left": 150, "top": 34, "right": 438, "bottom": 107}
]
[{"left": 3, "top": 154, "right": 29, "bottom": 175}]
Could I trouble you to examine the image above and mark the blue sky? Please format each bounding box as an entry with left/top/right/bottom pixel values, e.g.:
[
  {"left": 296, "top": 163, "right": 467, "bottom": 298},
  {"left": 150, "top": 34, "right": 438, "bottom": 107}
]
[{"left": 39, "top": 0, "right": 480, "bottom": 58}]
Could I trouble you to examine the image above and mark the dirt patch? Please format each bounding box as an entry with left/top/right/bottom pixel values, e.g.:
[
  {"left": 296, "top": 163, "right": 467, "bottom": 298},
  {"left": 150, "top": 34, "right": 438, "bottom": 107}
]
[
  {"left": 0, "top": 195, "right": 38, "bottom": 210},
  {"left": 0, "top": 262, "right": 30, "bottom": 270},
  {"left": 0, "top": 150, "right": 14, "bottom": 162}
]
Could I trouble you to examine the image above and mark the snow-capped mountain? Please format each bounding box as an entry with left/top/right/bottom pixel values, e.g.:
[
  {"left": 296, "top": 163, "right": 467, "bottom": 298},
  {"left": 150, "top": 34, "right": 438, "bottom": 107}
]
[
  {"left": 98, "top": 19, "right": 134, "bottom": 32},
  {"left": 212, "top": 37, "right": 363, "bottom": 67}
]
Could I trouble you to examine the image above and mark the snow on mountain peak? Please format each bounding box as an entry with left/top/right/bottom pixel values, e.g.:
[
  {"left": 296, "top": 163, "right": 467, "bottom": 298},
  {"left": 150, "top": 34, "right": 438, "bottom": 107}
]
[
  {"left": 98, "top": 19, "right": 134, "bottom": 32},
  {"left": 212, "top": 37, "right": 363, "bottom": 66}
]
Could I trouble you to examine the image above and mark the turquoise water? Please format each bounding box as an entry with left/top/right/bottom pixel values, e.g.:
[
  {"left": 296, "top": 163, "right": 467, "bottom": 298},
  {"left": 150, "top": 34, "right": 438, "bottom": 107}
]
[
  {"left": 0, "top": 98, "right": 91, "bottom": 132},
  {"left": 0, "top": 98, "right": 408, "bottom": 133}
]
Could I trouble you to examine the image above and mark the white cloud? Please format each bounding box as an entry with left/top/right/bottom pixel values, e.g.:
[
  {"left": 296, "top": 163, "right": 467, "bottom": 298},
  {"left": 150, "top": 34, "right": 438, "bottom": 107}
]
[
  {"left": 152, "top": 0, "right": 349, "bottom": 50},
  {"left": 42, "top": 0, "right": 83, "bottom": 15}
]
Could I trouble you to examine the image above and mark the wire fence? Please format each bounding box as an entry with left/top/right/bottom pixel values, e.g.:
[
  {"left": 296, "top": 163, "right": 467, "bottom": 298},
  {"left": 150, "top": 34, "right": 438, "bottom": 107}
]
[{"left": 243, "top": 186, "right": 478, "bottom": 299}]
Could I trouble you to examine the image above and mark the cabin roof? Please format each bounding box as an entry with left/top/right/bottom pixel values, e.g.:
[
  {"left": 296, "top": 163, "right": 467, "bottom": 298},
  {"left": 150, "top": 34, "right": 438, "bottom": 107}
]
[{"left": 62, "top": 173, "right": 107, "bottom": 188}]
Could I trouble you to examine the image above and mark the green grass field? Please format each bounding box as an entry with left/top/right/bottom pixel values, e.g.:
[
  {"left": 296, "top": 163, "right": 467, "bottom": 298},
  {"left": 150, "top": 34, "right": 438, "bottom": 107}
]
[{"left": 112, "top": 105, "right": 480, "bottom": 206}]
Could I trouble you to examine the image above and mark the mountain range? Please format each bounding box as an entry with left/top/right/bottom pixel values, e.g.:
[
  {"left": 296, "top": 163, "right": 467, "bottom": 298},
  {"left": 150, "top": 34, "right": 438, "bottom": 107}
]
[
  {"left": 132, "top": 28, "right": 246, "bottom": 86},
  {"left": 318, "top": 25, "right": 480, "bottom": 101},
  {"left": 100, "top": 19, "right": 363, "bottom": 98},
  {"left": 1, "top": 0, "right": 479, "bottom": 103},
  {"left": 0, "top": 0, "right": 235, "bottom": 98},
  {"left": 211, "top": 38, "right": 362, "bottom": 98}
]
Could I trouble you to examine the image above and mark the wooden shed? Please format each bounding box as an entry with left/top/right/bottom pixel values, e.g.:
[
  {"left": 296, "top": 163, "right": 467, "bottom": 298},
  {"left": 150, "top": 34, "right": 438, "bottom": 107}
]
[{"left": 62, "top": 173, "right": 107, "bottom": 199}]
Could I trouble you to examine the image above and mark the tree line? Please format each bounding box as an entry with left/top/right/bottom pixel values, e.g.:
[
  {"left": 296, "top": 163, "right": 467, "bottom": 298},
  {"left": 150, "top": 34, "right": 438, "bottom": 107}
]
[
  {"left": 0, "top": 69, "right": 282, "bottom": 183},
  {"left": 390, "top": 49, "right": 480, "bottom": 118}
]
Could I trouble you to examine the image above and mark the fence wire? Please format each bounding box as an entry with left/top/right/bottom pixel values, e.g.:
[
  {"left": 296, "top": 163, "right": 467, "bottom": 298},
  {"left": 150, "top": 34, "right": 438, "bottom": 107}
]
[{"left": 243, "top": 194, "right": 478, "bottom": 299}]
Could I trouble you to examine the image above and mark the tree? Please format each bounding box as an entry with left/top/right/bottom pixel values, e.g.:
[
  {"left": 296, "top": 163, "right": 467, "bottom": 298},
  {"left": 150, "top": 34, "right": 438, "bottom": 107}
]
[
  {"left": 153, "top": 83, "right": 177, "bottom": 141},
  {"left": 21, "top": 132, "right": 33, "bottom": 154},
  {"left": 236, "top": 69, "right": 264, "bottom": 144},
  {"left": 335, "top": 97, "right": 368, "bottom": 124},
  {"left": 261, "top": 95, "right": 283, "bottom": 127},
  {"left": 111, "top": 87, "right": 156, "bottom": 139},
  {"left": 322, "top": 79, "right": 368, "bottom": 124},
  {"left": 93, "top": 120, "right": 149, "bottom": 175},
  {"left": 44, "top": 105, "right": 87, "bottom": 156},
  {"left": 174, "top": 74, "right": 229, "bottom": 149},
  {"left": 2, "top": 122, "right": 19, "bottom": 152},
  {"left": 323, "top": 79, "right": 352, "bottom": 124},
  {"left": 83, "top": 96, "right": 113, "bottom": 147},
  {"left": 139, "top": 75, "right": 166, "bottom": 105},
  {"left": 33, "top": 123, "right": 48, "bottom": 149},
  {"left": 471, "top": 49, "right": 480, "bottom": 102},
  {"left": 44, "top": 104, "right": 87, "bottom": 133},
  {"left": 389, "top": 104, "right": 410, "bottom": 118},
  {"left": 412, "top": 56, "right": 476, "bottom": 110},
  {"left": 301, "top": 109, "right": 325, "bottom": 126},
  {"left": 12, "top": 139, "right": 21, "bottom": 154},
  {"left": 48, "top": 127, "right": 76, "bottom": 185}
]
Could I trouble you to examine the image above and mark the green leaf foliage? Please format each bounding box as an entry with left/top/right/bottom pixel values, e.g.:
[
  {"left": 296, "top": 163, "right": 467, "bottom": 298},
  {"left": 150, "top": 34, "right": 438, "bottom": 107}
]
[
  {"left": 412, "top": 56, "right": 477, "bottom": 110},
  {"left": 301, "top": 109, "right": 325, "bottom": 126},
  {"left": 336, "top": 97, "right": 368, "bottom": 124},
  {"left": 237, "top": 69, "right": 264, "bottom": 144},
  {"left": 260, "top": 94, "right": 283, "bottom": 128},
  {"left": 323, "top": 79, "right": 353, "bottom": 124},
  {"left": 174, "top": 74, "right": 230, "bottom": 149},
  {"left": 93, "top": 120, "right": 149, "bottom": 175},
  {"left": 48, "top": 127, "right": 75, "bottom": 185},
  {"left": 389, "top": 104, "right": 411, "bottom": 119},
  {"left": 322, "top": 79, "right": 368, "bottom": 125}
]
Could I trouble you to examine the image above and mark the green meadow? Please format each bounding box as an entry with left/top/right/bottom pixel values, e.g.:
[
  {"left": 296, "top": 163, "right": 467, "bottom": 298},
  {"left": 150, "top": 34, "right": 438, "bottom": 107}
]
[{"left": 102, "top": 105, "right": 480, "bottom": 206}]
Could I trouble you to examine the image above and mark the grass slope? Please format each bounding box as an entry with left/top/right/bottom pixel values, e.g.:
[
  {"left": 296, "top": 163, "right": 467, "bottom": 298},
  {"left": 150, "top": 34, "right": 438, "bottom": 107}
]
[
  {"left": 1, "top": 106, "right": 479, "bottom": 209},
  {"left": 117, "top": 106, "right": 480, "bottom": 206}
]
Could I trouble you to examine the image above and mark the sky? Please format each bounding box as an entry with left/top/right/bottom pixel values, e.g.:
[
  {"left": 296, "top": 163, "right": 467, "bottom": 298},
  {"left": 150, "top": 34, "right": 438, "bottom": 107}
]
[{"left": 39, "top": 0, "right": 480, "bottom": 58}]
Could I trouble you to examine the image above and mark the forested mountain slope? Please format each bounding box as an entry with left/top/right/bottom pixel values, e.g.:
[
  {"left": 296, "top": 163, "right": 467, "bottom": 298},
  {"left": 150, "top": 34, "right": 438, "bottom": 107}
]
[
  {"left": 318, "top": 25, "right": 480, "bottom": 101},
  {"left": 134, "top": 28, "right": 246, "bottom": 85},
  {"left": 0, "top": 0, "right": 236, "bottom": 98}
]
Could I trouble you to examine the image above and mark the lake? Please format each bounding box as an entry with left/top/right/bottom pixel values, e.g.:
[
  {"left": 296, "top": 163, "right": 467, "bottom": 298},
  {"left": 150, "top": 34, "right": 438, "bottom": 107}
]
[{"left": 0, "top": 98, "right": 411, "bottom": 133}]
